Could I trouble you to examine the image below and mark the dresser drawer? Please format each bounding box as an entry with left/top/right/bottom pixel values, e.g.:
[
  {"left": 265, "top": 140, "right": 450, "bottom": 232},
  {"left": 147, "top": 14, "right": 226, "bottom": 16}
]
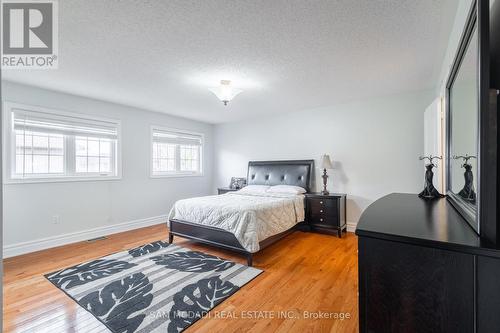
[
  {"left": 309, "top": 212, "right": 339, "bottom": 226},
  {"left": 309, "top": 198, "right": 338, "bottom": 213}
]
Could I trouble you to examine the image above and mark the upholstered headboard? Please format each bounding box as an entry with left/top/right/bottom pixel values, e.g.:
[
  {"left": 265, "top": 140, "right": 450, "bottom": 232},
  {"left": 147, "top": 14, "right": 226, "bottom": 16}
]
[{"left": 247, "top": 160, "right": 314, "bottom": 193}]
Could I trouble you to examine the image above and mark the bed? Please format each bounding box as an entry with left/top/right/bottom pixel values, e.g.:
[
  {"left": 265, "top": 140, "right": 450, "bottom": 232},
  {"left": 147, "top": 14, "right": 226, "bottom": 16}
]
[{"left": 168, "top": 160, "right": 314, "bottom": 266}]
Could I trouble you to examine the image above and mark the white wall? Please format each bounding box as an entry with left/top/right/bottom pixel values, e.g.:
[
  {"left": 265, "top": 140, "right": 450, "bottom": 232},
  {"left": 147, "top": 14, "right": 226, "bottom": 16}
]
[
  {"left": 2, "top": 81, "right": 214, "bottom": 251},
  {"left": 213, "top": 90, "right": 433, "bottom": 228}
]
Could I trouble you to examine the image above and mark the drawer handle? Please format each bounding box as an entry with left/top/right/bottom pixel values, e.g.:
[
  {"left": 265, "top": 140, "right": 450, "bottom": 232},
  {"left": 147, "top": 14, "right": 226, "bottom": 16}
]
[
  {"left": 320, "top": 201, "right": 323, "bottom": 204},
  {"left": 320, "top": 210, "right": 323, "bottom": 213}
]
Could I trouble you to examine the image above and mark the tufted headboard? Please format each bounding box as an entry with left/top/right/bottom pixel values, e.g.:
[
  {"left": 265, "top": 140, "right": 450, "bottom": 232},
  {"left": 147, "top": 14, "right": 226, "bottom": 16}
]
[{"left": 247, "top": 160, "right": 314, "bottom": 193}]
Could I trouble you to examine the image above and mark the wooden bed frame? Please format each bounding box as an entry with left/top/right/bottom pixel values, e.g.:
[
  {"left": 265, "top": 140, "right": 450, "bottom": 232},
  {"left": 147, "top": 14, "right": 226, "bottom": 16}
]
[{"left": 168, "top": 160, "right": 314, "bottom": 266}]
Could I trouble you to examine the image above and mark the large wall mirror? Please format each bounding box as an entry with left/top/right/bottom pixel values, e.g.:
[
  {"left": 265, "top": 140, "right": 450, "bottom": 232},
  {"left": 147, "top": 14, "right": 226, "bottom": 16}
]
[
  {"left": 447, "top": 17, "right": 479, "bottom": 232},
  {"left": 446, "top": 0, "right": 497, "bottom": 239}
]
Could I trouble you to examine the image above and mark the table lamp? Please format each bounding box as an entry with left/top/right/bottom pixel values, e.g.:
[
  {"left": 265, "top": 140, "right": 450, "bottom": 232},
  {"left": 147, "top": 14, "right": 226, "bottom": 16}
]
[{"left": 321, "top": 154, "right": 333, "bottom": 195}]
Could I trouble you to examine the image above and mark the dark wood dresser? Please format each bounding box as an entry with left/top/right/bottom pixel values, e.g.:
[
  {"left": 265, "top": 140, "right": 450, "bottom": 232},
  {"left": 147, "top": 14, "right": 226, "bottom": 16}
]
[
  {"left": 305, "top": 193, "right": 346, "bottom": 237},
  {"left": 356, "top": 193, "right": 500, "bottom": 333}
]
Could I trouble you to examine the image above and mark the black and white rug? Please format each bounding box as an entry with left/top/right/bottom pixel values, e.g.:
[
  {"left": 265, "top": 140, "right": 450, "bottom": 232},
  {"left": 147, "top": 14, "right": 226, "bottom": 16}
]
[{"left": 45, "top": 240, "right": 262, "bottom": 333}]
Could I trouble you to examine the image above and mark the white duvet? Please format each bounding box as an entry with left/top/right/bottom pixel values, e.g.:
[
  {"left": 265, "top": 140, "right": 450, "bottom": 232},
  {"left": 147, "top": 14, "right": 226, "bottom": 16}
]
[{"left": 168, "top": 191, "right": 305, "bottom": 253}]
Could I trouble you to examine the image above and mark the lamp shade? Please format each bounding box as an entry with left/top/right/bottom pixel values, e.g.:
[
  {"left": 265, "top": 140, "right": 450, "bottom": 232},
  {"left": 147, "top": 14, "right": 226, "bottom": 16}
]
[
  {"left": 321, "top": 154, "right": 333, "bottom": 169},
  {"left": 209, "top": 80, "right": 243, "bottom": 105}
]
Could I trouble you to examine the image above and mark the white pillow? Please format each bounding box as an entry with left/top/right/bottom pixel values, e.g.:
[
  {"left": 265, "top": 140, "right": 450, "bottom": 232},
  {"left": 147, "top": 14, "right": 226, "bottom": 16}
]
[
  {"left": 237, "top": 185, "right": 271, "bottom": 193},
  {"left": 266, "top": 185, "right": 307, "bottom": 194}
]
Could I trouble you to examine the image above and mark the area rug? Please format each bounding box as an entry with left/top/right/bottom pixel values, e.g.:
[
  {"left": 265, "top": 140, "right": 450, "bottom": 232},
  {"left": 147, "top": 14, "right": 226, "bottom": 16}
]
[{"left": 45, "top": 240, "right": 262, "bottom": 333}]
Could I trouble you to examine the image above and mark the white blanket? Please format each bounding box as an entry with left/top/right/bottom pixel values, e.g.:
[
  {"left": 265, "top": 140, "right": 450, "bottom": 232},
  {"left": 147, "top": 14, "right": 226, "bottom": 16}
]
[{"left": 168, "top": 191, "right": 305, "bottom": 253}]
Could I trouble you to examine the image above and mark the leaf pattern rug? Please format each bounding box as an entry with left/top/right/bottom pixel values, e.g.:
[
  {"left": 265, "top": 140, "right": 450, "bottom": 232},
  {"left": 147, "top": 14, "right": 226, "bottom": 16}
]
[{"left": 45, "top": 240, "right": 262, "bottom": 333}]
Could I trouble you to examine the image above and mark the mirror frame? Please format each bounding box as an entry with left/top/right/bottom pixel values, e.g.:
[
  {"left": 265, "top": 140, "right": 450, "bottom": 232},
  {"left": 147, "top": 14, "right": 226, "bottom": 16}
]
[
  {"left": 446, "top": 0, "right": 497, "bottom": 240},
  {"left": 445, "top": 0, "right": 480, "bottom": 232}
]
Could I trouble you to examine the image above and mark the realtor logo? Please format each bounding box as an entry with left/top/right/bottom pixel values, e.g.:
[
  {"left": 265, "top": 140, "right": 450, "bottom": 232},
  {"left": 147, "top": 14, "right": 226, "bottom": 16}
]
[{"left": 1, "top": 0, "right": 58, "bottom": 69}]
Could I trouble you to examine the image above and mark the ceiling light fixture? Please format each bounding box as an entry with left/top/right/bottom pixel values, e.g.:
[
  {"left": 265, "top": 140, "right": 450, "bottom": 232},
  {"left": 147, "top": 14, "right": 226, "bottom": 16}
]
[{"left": 208, "top": 80, "right": 242, "bottom": 106}]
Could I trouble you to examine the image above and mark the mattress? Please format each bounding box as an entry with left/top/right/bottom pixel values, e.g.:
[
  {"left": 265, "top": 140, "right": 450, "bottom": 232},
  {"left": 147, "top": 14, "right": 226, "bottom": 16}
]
[{"left": 168, "top": 191, "right": 305, "bottom": 253}]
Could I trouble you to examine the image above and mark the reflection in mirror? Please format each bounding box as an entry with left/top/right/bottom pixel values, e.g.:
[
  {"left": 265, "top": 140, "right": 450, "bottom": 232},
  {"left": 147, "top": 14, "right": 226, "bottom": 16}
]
[
  {"left": 449, "top": 24, "right": 478, "bottom": 218},
  {"left": 453, "top": 154, "right": 477, "bottom": 203}
]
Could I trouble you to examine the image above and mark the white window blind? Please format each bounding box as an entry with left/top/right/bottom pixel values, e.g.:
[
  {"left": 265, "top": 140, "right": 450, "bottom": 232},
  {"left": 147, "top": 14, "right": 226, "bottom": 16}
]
[
  {"left": 6, "top": 103, "right": 121, "bottom": 182},
  {"left": 13, "top": 109, "right": 118, "bottom": 139},
  {"left": 151, "top": 127, "right": 203, "bottom": 176}
]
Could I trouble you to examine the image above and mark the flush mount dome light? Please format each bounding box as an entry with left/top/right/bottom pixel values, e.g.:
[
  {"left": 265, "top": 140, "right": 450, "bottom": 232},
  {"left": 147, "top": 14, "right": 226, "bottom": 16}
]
[{"left": 208, "top": 80, "right": 243, "bottom": 106}]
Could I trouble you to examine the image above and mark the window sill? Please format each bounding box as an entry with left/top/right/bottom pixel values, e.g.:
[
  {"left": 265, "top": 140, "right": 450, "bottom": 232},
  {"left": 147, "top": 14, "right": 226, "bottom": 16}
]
[
  {"left": 150, "top": 173, "right": 204, "bottom": 179},
  {"left": 3, "top": 175, "right": 122, "bottom": 185}
]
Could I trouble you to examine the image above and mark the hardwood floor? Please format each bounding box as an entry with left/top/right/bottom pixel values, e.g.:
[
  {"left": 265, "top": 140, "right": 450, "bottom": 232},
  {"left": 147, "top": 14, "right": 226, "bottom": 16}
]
[{"left": 3, "top": 224, "right": 359, "bottom": 333}]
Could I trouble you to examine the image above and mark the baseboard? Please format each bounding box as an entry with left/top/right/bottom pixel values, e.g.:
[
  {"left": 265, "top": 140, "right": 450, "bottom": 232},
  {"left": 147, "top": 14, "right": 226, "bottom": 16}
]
[
  {"left": 346, "top": 221, "right": 357, "bottom": 233},
  {"left": 3, "top": 215, "right": 168, "bottom": 258}
]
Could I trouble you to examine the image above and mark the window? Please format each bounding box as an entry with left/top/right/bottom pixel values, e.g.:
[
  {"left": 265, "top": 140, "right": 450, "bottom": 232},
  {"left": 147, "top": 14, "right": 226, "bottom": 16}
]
[
  {"left": 151, "top": 127, "right": 203, "bottom": 177},
  {"left": 75, "top": 136, "right": 113, "bottom": 174},
  {"left": 4, "top": 102, "right": 121, "bottom": 182},
  {"left": 15, "top": 131, "right": 64, "bottom": 174}
]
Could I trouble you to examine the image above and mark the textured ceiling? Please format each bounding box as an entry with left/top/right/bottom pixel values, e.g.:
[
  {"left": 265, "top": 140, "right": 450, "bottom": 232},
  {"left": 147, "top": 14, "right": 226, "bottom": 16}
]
[{"left": 3, "top": 0, "right": 458, "bottom": 124}]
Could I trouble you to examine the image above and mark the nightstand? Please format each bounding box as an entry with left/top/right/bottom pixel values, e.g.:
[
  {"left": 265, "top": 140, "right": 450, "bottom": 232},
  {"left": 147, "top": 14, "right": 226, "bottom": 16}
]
[
  {"left": 217, "top": 187, "right": 239, "bottom": 195},
  {"left": 305, "top": 193, "right": 347, "bottom": 237}
]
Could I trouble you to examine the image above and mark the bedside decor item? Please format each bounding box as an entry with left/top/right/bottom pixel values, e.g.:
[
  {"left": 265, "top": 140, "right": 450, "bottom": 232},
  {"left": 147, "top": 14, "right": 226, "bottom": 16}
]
[
  {"left": 209, "top": 80, "right": 243, "bottom": 106},
  {"left": 320, "top": 154, "right": 333, "bottom": 195},
  {"left": 418, "top": 155, "right": 445, "bottom": 200},
  {"left": 453, "top": 155, "right": 477, "bottom": 203},
  {"left": 229, "top": 177, "right": 247, "bottom": 189}
]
